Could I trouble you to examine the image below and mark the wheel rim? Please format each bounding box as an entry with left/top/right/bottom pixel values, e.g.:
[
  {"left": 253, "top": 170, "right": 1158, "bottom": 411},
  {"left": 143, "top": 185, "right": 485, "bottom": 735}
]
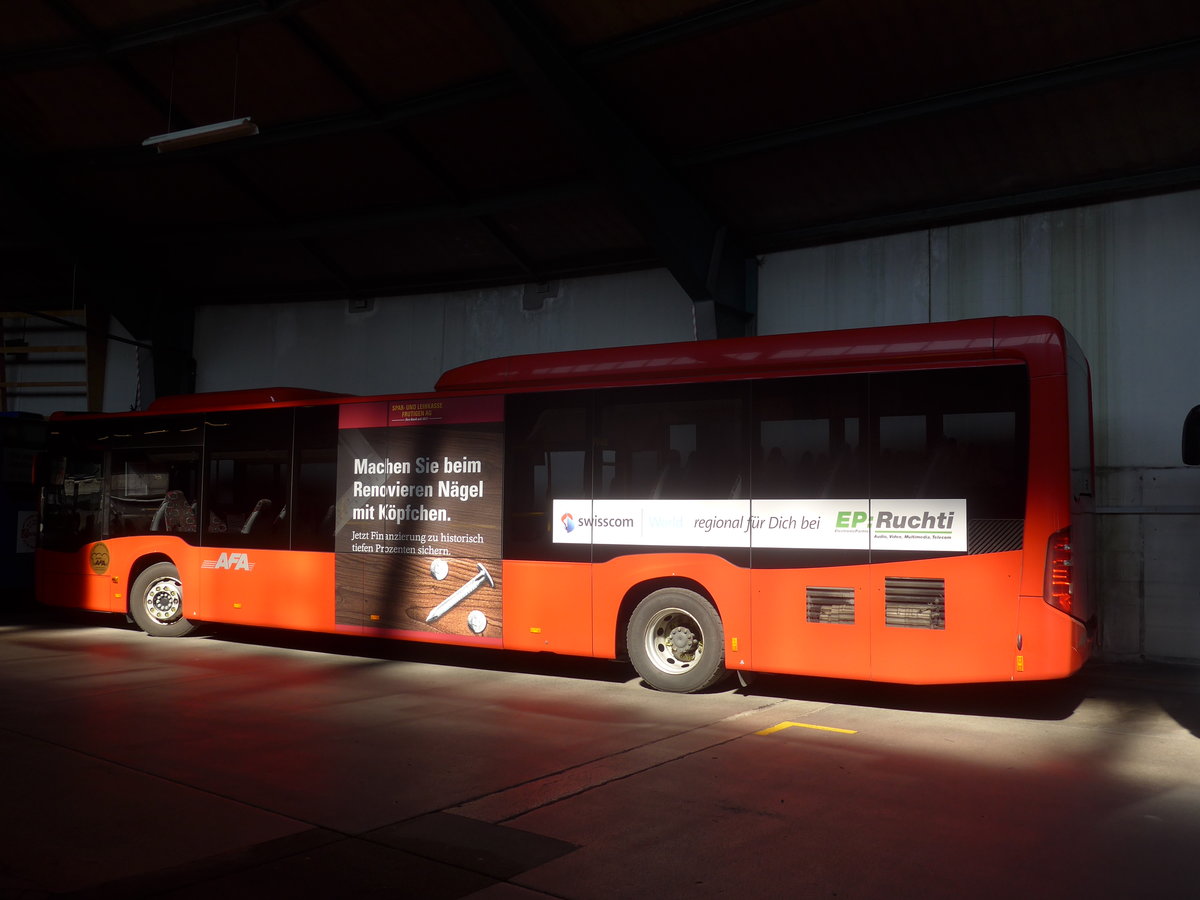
[
  {"left": 642, "top": 606, "right": 704, "bottom": 676},
  {"left": 143, "top": 576, "right": 183, "bottom": 624}
]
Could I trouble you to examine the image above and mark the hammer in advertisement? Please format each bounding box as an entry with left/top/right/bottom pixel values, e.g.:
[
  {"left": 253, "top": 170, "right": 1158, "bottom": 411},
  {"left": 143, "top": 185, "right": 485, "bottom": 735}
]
[{"left": 426, "top": 562, "right": 494, "bottom": 623}]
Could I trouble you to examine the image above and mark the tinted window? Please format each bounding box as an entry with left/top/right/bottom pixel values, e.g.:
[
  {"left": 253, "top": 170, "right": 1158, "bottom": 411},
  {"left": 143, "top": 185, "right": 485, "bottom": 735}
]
[
  {"left": 203, "top": 410, "right": 292, "bottom": 549},
  {"left": 41, "top": 417, "right": 203, "bottom": 550},
  {"left": 870, "top": 367, "right": 1027, "bottom": 519},
  {"left": 501, "top": 366, "right": 1026, "bottom": 567},
  {"left": 292, "top": 406, "right": 338, "bottom": 551},
  {"left": 504, "top": 392, "right": 591, "bottom": 561},
  {"left": 109, "top": 447, "right": 201, "bottom": 541},
  {"left": 753, "top": 374, "right": 867, "bottom": 499},
  {"left": 599, "top": 383, "right": 745, "bottom": 501},
  {"left": 504, "top": 383, "right": 749, "bottom": 564},
  {"left": 40, "top": 447, "right": 103, "bottom": 551}
]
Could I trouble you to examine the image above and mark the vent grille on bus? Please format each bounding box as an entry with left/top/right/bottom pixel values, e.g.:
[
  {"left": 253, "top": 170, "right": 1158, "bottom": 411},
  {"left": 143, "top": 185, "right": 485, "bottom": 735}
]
[
  {"left": 885, "top": 577, "right": 945, "bottom": 630},
  {"left": 806, "top": 586, "right": 855, "bottom": 624},
  {"left": 967, "top": 518, "right": 1023, "bottom": 555}
]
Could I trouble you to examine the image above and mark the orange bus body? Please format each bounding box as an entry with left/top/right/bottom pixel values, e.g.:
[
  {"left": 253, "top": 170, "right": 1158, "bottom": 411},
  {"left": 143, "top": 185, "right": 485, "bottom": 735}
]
[{"left": 37, "top": 316, "right": 1095, "bottom": 687}]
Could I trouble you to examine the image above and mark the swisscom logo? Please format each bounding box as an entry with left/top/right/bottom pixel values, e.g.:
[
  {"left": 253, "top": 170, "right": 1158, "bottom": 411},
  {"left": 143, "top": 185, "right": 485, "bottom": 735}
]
[{"left": 560, "top": 512, "right": 576, "bottom": 533}]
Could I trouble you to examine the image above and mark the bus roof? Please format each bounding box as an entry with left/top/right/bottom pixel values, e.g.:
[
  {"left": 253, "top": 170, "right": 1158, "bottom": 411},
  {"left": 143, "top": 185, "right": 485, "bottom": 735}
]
[
  {"left": 436, "top": 315, "right": 1068, "bottom": 393},
  {"left": 147, "top": 386, "right": 349, "bottom": 414},
  {"left": 47, "top": 315, "right": 1069, "bottom": 420},
  {"left": 47, "top": 387, "right": 349, "bottom": 420}
]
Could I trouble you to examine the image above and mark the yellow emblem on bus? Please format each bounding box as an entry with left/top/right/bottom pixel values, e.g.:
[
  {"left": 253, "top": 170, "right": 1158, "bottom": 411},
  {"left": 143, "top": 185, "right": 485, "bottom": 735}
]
[{"left": 89, "top": 543, "right": 111, "bottom": 575}]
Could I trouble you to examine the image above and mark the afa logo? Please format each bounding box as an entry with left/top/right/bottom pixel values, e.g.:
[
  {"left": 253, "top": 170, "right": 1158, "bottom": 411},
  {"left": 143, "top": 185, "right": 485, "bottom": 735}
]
[
  {"left": 560, "top": 512, "right": 576, "bottom": 533},
  {"left": 88, "top": 542, "right": 110, "bottom": 575},
  {"left": 201, "top": 552, "right": 256, "bottom": 571}
]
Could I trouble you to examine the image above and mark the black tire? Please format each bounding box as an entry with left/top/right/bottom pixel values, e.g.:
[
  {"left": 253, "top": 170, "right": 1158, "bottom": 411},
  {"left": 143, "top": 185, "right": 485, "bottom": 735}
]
[
  {"left": 627, "top": 587, "right": 726, "bottom": 693},
  {"left": 129, "top": 562, "right": 195, "bottom": 637}
]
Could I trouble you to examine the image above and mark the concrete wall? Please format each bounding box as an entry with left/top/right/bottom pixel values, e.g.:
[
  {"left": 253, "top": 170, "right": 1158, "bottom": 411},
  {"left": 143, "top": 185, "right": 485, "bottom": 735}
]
[
  {"left": 167, "top": 187, "right": 1200, "bottom": 666},
  {"left": 193, "top": 269, "right": 697, "bottom": 396}
]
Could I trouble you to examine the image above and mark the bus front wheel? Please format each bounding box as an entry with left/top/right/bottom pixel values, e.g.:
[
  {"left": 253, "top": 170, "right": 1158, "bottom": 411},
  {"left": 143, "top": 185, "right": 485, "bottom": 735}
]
[
  {"left": 627, "top": 588, "right": 726, "bottom": 693},
  {"left": 130, "top": 562, "right": 195, "bottom": 637}
]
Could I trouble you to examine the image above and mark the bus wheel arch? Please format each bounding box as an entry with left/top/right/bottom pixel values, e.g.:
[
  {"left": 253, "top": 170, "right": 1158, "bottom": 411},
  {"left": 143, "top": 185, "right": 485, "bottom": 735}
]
[
  {"left": 129, "top": 558, "right": 195, "bottom": 637},
  {"left": 622, "top": 581, "right": 727, "bottom": 693}
]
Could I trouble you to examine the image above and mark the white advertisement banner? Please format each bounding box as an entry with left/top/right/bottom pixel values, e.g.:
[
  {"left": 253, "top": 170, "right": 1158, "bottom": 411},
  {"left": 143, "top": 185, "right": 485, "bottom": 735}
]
[{"left": 551, "top": 498, "right": 966, "bottom": 552}]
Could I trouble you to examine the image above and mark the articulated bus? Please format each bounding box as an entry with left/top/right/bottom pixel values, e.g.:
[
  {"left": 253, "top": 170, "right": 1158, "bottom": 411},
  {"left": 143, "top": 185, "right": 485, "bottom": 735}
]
[{"left": 36, "top": 316, "right": 1095, "bottom": 692}]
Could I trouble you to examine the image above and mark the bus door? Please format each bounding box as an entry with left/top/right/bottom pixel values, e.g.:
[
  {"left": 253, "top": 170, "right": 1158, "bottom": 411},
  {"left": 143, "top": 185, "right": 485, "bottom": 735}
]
[{"left": 500, "top": 391, "right": 593, "bottom": 655}]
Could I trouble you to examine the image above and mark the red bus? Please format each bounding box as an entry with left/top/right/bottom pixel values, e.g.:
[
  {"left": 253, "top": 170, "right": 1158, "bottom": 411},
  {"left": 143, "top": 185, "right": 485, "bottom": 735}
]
[{"left": 37, "top": 315, "right": 1095, "bottom": 691}]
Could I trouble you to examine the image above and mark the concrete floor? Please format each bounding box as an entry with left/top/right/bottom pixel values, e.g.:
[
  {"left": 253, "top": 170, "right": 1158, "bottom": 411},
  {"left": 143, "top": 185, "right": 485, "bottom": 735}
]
[{"left": 3, "top": 606, "right": 1200, "bottom": 899}]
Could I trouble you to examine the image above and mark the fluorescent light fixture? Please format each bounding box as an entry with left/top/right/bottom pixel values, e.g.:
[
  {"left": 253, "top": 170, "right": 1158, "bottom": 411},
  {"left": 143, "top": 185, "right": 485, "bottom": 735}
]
[{"left": 142, "top": 116, "right": 259, "bottom": 153}]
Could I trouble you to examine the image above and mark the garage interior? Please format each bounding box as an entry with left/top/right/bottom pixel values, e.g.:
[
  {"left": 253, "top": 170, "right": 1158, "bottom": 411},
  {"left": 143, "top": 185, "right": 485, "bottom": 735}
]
[
  {"left": 4, "top": 0, "right": 1200, "bottom": 391},
  {"left": 4, "top": 4, "right": 1200, "bottom": 898},
  {"left": 5, "top": 0, "right": 1200, "bottom": 665}
]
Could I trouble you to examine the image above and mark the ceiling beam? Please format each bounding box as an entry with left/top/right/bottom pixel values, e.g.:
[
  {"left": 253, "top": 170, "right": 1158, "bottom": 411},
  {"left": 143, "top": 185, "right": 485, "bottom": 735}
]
[
  {"left": 2, "top": 0, "right": 797, "bottom": 75},
  {"left": 577, "top": 0, "right": 814, "bottom": 66},
  {"left": 278, "top": 13, "right": 535, "bottom": 277},
  {"left": 22, "top": 3, "right": 362, "bottom": 303},
  {"left": 13, "top": 3, "right": 1200, "bottom": 175},
  {"left": 680, "top": 35, "right": 1200, "bottom": 167},
  {"left": 20, "top": 0, "right": 811, "bottom": 166},
  {"left": 115, "top": 29, "right": 1200, "bottom": 250},
  {"left": 0, "top": 0, "right": 320, "bottom": 73},
  {"left": 464, "top": 0, "right": 753, "bottom": 339},
  {"left": 6, "top": 0, "right": 1199, "bottom": 320}
]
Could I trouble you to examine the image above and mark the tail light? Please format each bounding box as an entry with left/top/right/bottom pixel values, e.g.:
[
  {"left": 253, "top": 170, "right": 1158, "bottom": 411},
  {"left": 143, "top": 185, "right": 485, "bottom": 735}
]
[{"left": 1044, "top": 527, "right": 1073, "bottom": 616}]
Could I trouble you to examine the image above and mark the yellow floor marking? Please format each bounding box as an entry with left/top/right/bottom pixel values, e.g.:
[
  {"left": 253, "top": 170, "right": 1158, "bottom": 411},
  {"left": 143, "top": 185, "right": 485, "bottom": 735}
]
[{"left": 755, "top": 721, "right": 858, "bottom": 736}]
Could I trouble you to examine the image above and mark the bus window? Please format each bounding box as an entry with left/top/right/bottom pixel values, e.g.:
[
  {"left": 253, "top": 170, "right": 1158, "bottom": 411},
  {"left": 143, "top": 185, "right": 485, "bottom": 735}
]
[
  {"left": 753, "top": 374, "right": 867, "bottom": 500},
  {"left": 42, "top": 417, "right": 204, "bottom": 549},
  {"left": 41, "top": 447, "right": 103, "bottom": 552},
  {"left": 870, "top": 366, "right": 1028, "bottom": 560},
  {"left": 599, "top": 383, "right": 744, "bottom": 501},
  {"left": 203, "top": 409, "right": 292, "bottom": 549},
  {"left": 292, "top": 406, "right": 338, "bottom": 552},
  {"left": 109, "top": 447, "right": 201, "bottom": 539},
  {"left": 504, "top": 392, "right": 591, "bottom": 561}
]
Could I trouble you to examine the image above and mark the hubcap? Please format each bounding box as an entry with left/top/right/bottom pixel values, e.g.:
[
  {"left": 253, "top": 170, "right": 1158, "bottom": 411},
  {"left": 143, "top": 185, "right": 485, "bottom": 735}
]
[
  {"left": 145, "top": 577, "right": 182, "bottom": 624},
  {"left": 644, "top": 607, "right": 703, "bottom": 676}
]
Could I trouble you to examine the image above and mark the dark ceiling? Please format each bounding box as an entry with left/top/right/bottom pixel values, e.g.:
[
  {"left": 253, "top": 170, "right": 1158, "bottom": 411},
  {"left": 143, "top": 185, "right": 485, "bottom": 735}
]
[{"left": 3, "top": 0, "right": 1200, "bottom": 341}]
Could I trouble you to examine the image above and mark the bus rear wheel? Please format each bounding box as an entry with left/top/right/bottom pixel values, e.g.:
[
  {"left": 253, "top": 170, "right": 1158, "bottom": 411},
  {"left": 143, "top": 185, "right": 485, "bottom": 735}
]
[
  {"left": 130, "top": 562, "right": 195, "bottom": 637},
  {"left": 627, "top": 588, "right": 726, "bottom": 693}
]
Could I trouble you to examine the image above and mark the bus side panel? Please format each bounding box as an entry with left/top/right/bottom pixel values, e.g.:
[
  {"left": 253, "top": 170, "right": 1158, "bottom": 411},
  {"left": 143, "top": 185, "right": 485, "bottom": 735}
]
[
  {"left": 868, "top": 551, "right": 1022, "bottom": 684},
  {"left": 36, "top": 548, "right": 114, "bottom": 612},
  {"left": 751, "top": 566, "right": 871, "bottom": 679},
  {"left": 591, "top": 553, "right": 750, "bottom": 667},
  {"left": 1014, "top": 595, "right": 1090, "bottom": 680},
  {"left": 501, "top": 560, "right": 593, "bottom": 655},
  {"left": 194, "top": 548, "right": 335, "bottom": 631},
  {"left": 40, "top": 538, "right": 198, "bottom": 614}
]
